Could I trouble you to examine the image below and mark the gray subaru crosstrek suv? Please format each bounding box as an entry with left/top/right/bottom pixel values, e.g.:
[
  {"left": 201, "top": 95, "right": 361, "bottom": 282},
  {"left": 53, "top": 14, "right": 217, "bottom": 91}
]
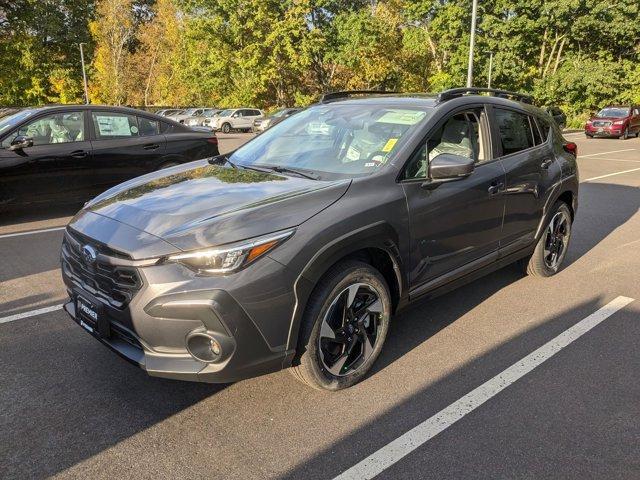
[{"left": 61, "top": 88, "right": 579, "bottom": 390}]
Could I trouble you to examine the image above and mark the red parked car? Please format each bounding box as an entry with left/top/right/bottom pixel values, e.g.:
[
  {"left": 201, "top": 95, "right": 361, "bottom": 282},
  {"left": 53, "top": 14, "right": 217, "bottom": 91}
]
[{"left": 585, "top": 105, "right": 640, "bottom": 139}]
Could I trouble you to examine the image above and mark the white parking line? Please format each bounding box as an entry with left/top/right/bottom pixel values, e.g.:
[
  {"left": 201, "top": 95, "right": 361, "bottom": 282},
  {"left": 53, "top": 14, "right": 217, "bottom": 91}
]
[
  {"left": 580, "top": 157, "right": 640, "bottom": 164},
  {"left": 584, "top": 167, "right": 640, "bottom": 182},
  {"left": 580, "top": 148, "right": 636, "bottom": 158},
  {"left": 0, "top": 226, "right": 65, "bottom": 239},
  {"left": 333, "top": 296, "right": 635, "bottom": 480},
  {"left": 0, "top": 304, "right": 63, "bottom": 325}
]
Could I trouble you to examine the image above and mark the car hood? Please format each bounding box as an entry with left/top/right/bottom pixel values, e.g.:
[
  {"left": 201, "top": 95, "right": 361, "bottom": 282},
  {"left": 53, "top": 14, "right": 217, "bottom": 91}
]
[{"left": 83, "top": 161, "right": 350, "bottom": 253}]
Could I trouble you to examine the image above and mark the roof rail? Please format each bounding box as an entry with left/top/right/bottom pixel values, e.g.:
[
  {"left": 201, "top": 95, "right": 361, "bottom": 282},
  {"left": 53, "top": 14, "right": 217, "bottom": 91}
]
[
  {"left": 320, "top": 90, "right": 398, "bottom": 103},
  {"left": 437, "top": 88, "right": 533, "bottom": 104}
]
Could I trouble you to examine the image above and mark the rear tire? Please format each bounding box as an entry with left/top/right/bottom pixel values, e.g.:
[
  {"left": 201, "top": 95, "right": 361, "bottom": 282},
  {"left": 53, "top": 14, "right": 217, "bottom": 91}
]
[
  {"left": 290, "top": 260, "right": 391, "bottom": 391},
  {"left": 520, "top": 202, "right": 572, "bottom": 277}
]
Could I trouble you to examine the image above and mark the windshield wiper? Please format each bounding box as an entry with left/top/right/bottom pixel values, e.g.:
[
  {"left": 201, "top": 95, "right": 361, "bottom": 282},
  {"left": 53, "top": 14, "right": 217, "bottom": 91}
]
[
  {"left": 208, "top": 154, "right": 237, "bottom": 169},
  {"left": 260, "top": 165, "right": 320, "bottom": 180},
  {"left": 236, "top": 164, "right": 273, "bottom": 174}
]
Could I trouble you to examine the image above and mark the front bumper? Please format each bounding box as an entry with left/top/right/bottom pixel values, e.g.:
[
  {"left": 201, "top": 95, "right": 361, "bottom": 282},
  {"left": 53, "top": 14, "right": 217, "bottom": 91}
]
[
  {"left": 61, "top": 225, "right": 298, "bottom": 383},
  {"left": 585, "top": 125, "right": 623, "bottom": 137},
  {"left": 63, "top": 286, "right": 293, "bottom": 383}
]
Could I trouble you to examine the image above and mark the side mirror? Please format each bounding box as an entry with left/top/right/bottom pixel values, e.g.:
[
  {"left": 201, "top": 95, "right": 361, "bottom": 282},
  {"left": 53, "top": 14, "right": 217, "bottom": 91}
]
[
  {"left": 428, "top": 153, "right": 475, "bottom": 181},
  {"left": 9, "top": 135, "right": 33, "bottom": 151},
  {"left": 231, "top": 113, "right": 239, "bottom": 118}
]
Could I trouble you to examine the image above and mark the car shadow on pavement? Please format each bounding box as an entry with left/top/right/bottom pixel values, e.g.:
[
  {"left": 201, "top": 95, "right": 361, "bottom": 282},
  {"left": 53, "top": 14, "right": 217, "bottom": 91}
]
[
  {"left": 0, "top": 294, "right": 60, "bottom": 316},
  {"left": 0, "top": 315, "right": 227, "bottom": 479},
  {"left": 0, "top": 203, "right": 81, "bottom": 229},
  {"left": 563, "top": 183, "right": 639, "bottom": 266},
  {"left": 279, "top": 296, "right": 640, "bottom": 480}
]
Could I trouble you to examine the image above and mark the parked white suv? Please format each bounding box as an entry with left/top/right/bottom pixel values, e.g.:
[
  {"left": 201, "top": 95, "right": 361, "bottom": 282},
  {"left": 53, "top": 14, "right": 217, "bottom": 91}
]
[{"left": 208, "top": 108, "right": 264, "bottom": 133}]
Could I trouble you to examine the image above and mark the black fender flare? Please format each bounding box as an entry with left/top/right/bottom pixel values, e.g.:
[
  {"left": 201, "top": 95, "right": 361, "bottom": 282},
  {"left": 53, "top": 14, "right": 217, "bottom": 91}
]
[
  {"left": 284, "top": 221, "right": 406, "bottom": 355},
  {"left": 534, "top": 174, "right": 579, "bottom": 240}
]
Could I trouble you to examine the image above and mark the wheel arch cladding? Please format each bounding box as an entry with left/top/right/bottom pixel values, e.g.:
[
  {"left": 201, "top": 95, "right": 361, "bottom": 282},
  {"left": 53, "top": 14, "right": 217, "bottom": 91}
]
[
  {"left": 557, "top": 190, "right": 575, "bottom": 219},
  {"left": 285, "top": 222, "right": 405, "bottom": 356}
]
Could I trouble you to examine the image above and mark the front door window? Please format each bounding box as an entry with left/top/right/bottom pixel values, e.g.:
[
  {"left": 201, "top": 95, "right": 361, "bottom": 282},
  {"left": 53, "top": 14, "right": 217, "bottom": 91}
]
[{"left": 2, "top": 112, "right": 85, "bottom": 148}]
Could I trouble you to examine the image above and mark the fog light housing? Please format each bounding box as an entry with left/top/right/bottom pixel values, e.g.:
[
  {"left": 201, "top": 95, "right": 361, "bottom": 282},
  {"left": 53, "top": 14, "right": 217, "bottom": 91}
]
[{"left": 186, "top": 332, "right": 223, "bottom": 363}]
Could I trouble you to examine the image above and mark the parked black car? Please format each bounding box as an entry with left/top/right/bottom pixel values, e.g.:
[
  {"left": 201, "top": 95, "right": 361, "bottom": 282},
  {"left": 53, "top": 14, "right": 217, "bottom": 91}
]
[
  {"left": 61, "top": 88, "right": 578, "bottom": 390},
  {"left": 0, "top": 105, "right": 219, "bottom": 210}
]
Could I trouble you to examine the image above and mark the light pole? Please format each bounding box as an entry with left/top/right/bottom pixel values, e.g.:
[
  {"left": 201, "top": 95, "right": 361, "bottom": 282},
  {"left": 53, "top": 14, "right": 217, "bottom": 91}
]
[
  {"left": 79, "top": 43, "right": 89, "bottom": 104},
  {"left": 487, "top": 51, "right": 494, "bottom": 89},
  {"left": 466, "top": 0, "right": 478, "bottom": 88}
]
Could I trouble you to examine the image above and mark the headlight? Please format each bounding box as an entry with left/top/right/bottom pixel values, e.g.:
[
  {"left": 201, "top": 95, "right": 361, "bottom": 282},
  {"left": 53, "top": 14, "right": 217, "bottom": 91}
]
[
  {"left": 165, "top": 230, "right": 294, "bottom": 274},
  {"left": 612, "top": 120, "right": 624, "bottom": 125}
]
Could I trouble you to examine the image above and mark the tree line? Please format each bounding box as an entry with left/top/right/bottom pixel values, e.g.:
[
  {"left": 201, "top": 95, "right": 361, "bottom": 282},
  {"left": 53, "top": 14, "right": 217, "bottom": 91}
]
[{"left": 1, "top": 0, "right": 639, "bottom": 126}]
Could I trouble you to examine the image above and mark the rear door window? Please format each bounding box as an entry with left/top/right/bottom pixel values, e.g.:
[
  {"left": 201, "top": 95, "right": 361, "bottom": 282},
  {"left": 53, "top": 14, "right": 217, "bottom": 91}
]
[
  {"left": 494, "top": 108, "right": 534, "bottom": 156},
  {"left": 92, "top": 112, "right": 139, "bottom": 139}
]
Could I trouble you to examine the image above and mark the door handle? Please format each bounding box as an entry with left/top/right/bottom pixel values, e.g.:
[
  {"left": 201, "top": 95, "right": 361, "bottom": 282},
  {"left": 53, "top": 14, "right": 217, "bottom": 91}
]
[
  {"left": 541, "top": 158, "right": 553, "bottom": 169},
  {"left": 70, "top": 150, "right": 88, "bottom": 158},
  {"left": 488, "top": 181, "right": 504, "bottom": 195},
  {"left": 144, "top": 143, "right": 160, "bottom": 150}
]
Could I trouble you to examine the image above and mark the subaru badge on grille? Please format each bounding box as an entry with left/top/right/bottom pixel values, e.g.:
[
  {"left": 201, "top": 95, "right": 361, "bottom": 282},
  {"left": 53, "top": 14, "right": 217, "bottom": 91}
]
[{"left": 82, "top": 245, "right": 97, "bottom": 265}]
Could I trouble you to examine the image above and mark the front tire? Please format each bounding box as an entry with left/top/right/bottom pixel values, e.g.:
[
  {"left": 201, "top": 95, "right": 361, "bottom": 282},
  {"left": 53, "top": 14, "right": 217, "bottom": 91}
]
[
  {"left": 291, "top": 260, "right": 391, "bottom": 390},
  {"left": 620, "top": 127, "right": 629, "bottom": 140},
  {"left": 221, "top": 123, "right": 231, "bottom": 134},
  {"left": 520, "top": 202, "right": 572, "bottom": 277}
]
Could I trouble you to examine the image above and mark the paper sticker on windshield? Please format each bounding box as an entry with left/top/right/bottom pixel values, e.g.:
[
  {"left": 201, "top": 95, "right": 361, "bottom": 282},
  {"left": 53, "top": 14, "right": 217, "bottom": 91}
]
[
  {"left": 382, "top": 138, "right": 398, "bottom": 152},
  {"left": 377, "top": 110, "right": 426, "bottom": 125}
]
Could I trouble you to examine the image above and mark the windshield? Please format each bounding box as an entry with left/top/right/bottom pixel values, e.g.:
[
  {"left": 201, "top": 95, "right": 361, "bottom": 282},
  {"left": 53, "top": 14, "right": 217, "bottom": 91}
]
[
  {"left": 229, "top": 104, "right": 432, "bottom": 179},
  {"left": 0, "top": 109, "right": 35, "bottom": 136},
  {"left": 596, "top": 108, "right": 629, "bottom": 118},
  {"left": 218, "top": 109, "right": 233, "bottom": 117},
  {"left": 203, "top": 110, "right": 218, "bottom": 117}
]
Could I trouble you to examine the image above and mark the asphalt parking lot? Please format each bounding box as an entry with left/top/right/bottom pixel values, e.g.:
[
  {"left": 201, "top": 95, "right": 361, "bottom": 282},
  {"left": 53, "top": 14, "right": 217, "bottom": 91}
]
[{"left": 1, "top": 132, "right": 639, "bottom": 479}]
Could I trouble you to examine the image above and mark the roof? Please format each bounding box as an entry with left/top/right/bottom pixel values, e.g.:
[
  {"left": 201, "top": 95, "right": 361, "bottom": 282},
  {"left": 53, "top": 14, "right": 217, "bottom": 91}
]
[{"left": 311, "top": 93, "right": 545, "bottom": 116}]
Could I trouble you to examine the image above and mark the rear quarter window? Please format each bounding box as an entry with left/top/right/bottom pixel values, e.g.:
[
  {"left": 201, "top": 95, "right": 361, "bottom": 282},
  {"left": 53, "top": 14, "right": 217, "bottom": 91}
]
[
  {"left": 536, "top": 116, "right": 551, "bottom": 142},
  {"left": 138, "top": 117, "right": 160, "bottom": 136}
]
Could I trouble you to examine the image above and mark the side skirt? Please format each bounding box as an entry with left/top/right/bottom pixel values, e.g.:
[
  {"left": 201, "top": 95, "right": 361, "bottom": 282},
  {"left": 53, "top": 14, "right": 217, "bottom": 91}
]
[{"left": 404, "top": 244, "right": 535, "bottom": 307}]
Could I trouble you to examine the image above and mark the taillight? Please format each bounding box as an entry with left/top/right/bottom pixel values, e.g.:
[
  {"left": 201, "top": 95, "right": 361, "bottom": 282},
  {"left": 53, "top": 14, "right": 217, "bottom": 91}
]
[
  {"left": 563, "top": 142, "right": 577, "bottom": 156},
  {"left": 207, "top": 136, "right": 218, "bottom": 145}
]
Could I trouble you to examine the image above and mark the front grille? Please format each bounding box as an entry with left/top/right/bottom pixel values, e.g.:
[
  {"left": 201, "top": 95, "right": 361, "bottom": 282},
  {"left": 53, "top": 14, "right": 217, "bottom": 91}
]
[
  {"left": 61, "top": 230, "right": 142, "bottom": 309},
  {"left": 593, "top": 120, "right": 612, "bottom": 127}
]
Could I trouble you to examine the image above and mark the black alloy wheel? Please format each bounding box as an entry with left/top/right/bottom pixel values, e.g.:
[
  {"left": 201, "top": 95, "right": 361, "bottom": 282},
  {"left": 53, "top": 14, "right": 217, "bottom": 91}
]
[{"left": 318, "top": 283, "right": 383, "bottom": 376}]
